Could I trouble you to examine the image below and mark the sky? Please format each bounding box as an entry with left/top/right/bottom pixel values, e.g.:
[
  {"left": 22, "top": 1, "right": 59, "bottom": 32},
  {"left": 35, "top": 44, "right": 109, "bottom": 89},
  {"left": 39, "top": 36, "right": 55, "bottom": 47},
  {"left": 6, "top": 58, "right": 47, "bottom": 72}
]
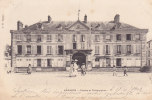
[{"left": 0, "top": 0, "right": 152, "bottom": 46}]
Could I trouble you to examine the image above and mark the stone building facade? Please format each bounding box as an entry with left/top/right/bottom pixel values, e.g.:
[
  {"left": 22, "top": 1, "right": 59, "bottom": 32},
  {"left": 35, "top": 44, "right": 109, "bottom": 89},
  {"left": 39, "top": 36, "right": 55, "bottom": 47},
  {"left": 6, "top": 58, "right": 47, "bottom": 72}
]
[
  {"left": 10, "top": 14, "right": 148, "bottom": 71},
  {"left": 147, "top": 40, "right": 152, "bottom": 66}
]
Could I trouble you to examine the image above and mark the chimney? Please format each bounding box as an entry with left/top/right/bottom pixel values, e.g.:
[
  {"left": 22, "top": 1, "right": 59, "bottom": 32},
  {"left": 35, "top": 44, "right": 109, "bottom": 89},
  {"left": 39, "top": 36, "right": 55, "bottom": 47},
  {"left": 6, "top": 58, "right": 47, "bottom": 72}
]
[
  {"left": 17, "top": 21, "right": 23, "bottom": 30},
  {"left": 84, "top": 14, "right": 87, "bottom": 23},
  {"left": 25, "top": 25, "right": 28, "bottom": 28},
  {"left": 48, "top": 15, "right": 51, "bottom": 23},
  {"left": 114, "top": 14, "right": 120, "bottom": 23}
]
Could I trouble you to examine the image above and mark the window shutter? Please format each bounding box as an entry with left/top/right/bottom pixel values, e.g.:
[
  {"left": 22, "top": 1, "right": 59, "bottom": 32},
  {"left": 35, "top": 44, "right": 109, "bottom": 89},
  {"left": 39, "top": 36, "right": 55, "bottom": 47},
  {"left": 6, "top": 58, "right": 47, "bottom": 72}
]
[
  {"left": 132, "top": 34, "right": 134, "bottom": 41},
  {"left": 56, "top": 46, "right": 58, "bottom": 55},
  {"left": 22, "top": 45, "right": 25, "bottom": 55},
  {"left": 56, "top": 35, "right": 58, "bottom": 42},
  {"left": 122, "top": 45, "right": 125, "bottom": 54},
  {"left": 114, "top": 45, "right": 117, "bottom": 55},
  {"left": 103, "top": 45, "right": 105, "bottom": 55},
  {"left": 41, "top": 35, "right": 43, "bottom": 42},
  {"left": 41, "top": 45, "right": 43, "bottom": 55},
  {"left": 110, "top": 35, "right": 113, "bottom": 41},
  {"left": 108, "top": 45, "right": 110, "bottom": 54},
  {"left": 94, "top": 35, "right": 96, "bottom": 42},
  {"left": 131, "top": 45, "right": 133, "bottom": 54},
  {"left": 15, "top": 45, "right": 18, "bottom": 54},
  {"left": 34, "top": 45, "right": 37, "bottom": 55}
]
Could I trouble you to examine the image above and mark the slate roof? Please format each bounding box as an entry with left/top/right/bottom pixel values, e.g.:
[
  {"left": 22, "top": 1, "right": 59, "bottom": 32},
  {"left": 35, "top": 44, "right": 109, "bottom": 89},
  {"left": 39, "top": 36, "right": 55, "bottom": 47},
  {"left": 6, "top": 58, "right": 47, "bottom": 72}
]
[{"left": 22, "top": 20, "right": 139, "bottom": 32}]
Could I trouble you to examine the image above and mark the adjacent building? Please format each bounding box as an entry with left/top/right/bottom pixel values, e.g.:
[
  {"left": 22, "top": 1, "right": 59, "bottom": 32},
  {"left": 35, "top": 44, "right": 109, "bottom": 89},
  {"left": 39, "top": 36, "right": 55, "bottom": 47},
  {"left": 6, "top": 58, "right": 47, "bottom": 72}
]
[
  {"left": 10, "top": 14, "right": 148, "bottom": 72},
  {"left": 147, "top": 40, "right": 152, "bottom": 66}
]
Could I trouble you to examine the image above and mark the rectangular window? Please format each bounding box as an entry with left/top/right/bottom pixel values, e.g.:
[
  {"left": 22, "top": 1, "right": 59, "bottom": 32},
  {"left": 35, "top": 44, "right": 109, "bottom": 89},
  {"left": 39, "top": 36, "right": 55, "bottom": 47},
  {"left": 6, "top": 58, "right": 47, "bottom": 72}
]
[
  {"left": 37, "top": 59, "right": 41, "bottom": 67},
  {"left": 47, "top": 46, "right": 52, "bottom": 54},
  {"left": 58, "top": 45, "right": 63, "bottom": 55},
  {"left": 135, "top": 34, "right": 140, "bottom": 40},
  {"left": 27, "top": 35, "right": 31, "bottom": 41},
  {"left": 47, "top": 59, "right": 52, "bottom": 67},
  {"left": 37, "top": 45, "right": 41, "bottom": 54},
  {"left": 126, "top": 34, "right": 131, "bottom": 41},
  {"left": 81, "top": 35, "right": 85, "bottom": 42},
  {"left": 47, "top": 35, "right": 52, "bottom": 41},
  {"left": 17, "top": 45, "right": 22, "bottom": 55},
  {"left": 95, "top": 35, "right": 100, "bottom": 42},
  {"left": 73, "top": 43, "right": 77, "bottom": 49},
  {"left": 58, "top": 34, "right": 63, "bottom": 42},
  {"left": 105, "top": 35, "right": 111, "bottom": 40},
  {"left": 81, "top": 43, "right": 85, "bottom": 49},
  {"left": 127, "top": 45, "right": 131, "bottom": 54},
  {"left": 117, "top": 45, "right": 121, "bottom": 54},
  {"left": 16, "top": 35, "right": 22, "bottom": 41},
  {"left": 106, "top": 45, "right": 110, "bottom": 55},
  {"left": 116, "top": 34, "right": 121, "bottom": 41},
  {"left": 37, "top": 35, "right": 41, "bottom": 42},
  {"left": 106, "top": 58, "right": 111, "bottom": 67},
  {"left": 73, "top": 35, "right": 77, "bottom": 42},
  {"left": 95, "top": 45, "right": 100, "bottom": 54},
  {"left": 27, "top": 45, "right": 31, "bottom": 54},
  {"left": 136, "top": 45, "right": 141, "bottom": 54}
]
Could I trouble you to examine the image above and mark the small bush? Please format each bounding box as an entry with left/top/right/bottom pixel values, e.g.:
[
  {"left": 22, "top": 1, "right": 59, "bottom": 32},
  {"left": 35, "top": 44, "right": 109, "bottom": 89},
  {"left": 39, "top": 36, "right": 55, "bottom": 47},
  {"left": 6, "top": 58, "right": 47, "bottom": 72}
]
[{"left": 140, "top": 66, "right": 151, "bottom": 72}]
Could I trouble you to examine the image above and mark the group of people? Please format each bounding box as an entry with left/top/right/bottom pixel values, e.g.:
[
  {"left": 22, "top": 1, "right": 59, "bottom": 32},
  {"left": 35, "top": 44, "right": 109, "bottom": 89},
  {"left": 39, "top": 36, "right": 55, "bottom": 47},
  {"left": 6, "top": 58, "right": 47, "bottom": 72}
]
[
  {"left": 69, "top": 60, "right": 87, "bottom": 77},
  {"left": 113, "top": 65, "right": 128, "bottom": 76}
]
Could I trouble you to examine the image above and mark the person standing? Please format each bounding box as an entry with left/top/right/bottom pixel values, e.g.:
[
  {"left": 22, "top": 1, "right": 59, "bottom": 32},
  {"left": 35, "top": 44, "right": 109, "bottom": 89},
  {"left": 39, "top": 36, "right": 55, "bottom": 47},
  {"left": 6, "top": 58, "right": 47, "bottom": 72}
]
[
  {"left": 81, "top": 63, "right": 86, "bottom": 76},
  {"left": 69, "top": 61, "right": 74, "bottom": 77},
  {"left": 124, "top": 66, "right": 128, "bottom": 76},
  {"left": 27, "top": 64, "right": 32, "bottom": 74},
  {"left": 113, "top": 65, "right": 117, "bottom": 76},
  {"left": 73, "top": 61, "right": 78, "bottom": 76}
]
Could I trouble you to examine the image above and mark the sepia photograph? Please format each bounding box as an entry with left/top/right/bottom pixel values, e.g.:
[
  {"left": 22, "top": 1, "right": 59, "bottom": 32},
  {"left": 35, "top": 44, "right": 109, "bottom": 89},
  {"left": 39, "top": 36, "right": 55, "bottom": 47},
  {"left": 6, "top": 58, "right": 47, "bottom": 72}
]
[{"left": 0, "top": 0, "right": 152, "bottom": 100}]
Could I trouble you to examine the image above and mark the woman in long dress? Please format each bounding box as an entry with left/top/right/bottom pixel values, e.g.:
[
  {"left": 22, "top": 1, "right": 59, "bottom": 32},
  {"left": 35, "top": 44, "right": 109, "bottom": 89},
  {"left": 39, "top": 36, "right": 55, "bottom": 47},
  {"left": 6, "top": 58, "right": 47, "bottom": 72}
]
[
  {"left": 27, "top": 64, "right": 32, "bottom": 74},
  {"left": 73, "top": 62, "right": 78, "bottom": 76},
  {"left": 69, "top": 62, "right": 74, "bottom": 77}
]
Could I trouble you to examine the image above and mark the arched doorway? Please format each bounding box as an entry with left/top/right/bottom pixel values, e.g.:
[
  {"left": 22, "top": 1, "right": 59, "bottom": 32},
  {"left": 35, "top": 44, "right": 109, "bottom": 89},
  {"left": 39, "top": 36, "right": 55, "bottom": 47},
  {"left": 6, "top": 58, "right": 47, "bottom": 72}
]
[{"left": 72, "top": 52, "right": 86, "bottom": 66}]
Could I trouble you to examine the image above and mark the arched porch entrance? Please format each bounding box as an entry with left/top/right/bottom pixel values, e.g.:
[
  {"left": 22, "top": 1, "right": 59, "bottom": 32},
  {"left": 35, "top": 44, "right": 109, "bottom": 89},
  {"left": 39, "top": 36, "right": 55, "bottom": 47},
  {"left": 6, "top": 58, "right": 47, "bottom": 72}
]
[{"left": 72, "top": 52, "right": 86, "bottom": 66}]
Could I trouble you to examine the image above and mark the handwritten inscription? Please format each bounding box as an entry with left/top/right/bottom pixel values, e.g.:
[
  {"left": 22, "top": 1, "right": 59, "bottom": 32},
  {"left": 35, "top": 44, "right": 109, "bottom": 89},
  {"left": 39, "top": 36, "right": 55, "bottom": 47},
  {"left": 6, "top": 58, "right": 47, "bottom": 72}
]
[{"left": 11, "top": 86, "right": 151, "bottom": 99}]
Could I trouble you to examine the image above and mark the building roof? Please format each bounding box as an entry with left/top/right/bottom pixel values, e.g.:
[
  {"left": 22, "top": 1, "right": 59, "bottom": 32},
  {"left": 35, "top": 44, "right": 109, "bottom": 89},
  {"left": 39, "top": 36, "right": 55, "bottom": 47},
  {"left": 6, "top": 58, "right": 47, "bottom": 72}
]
[{"left": 22, "top": 20, "right": 139, "bottom": 31}]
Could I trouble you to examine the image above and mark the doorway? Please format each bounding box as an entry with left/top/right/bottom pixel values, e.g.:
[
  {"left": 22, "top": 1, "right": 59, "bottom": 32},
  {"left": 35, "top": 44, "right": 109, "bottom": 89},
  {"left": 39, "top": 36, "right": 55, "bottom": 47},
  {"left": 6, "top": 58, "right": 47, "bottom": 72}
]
[
  {"left": 116, "top": 58, "right": 121, "bottom": 67},
  {"left": 72, "top": 52, "right": 86, "bottom": 66}
]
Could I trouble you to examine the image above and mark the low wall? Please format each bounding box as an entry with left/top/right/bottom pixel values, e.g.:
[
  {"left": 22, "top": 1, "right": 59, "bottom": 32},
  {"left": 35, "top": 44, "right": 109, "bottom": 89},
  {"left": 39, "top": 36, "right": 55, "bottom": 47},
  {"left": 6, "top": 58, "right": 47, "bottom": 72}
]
[
  {"left": 91, "top": 67, "right": 141, "bottom": 72},
  {"left": 14, "top": 67, "right": 66, "bottom": 73},
  {"left": 14, "top": 67, "right": 141, "bottom": 73}
]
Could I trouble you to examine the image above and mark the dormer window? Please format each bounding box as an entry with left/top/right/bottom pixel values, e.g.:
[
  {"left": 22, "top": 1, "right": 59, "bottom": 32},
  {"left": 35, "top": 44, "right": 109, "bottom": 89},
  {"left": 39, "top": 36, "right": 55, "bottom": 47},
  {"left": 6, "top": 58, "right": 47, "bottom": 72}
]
[
  {"left": 37, "top": 23, "right": 43, "bottom": 29},
  {"left": 56, "top": 24, "right": 62, "bottom": 30}
]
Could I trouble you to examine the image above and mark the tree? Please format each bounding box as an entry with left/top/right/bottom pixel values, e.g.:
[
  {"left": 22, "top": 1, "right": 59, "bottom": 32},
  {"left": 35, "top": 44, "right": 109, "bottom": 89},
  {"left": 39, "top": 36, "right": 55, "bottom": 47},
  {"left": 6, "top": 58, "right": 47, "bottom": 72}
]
[{"left": 4, "top": 44, "right": 11, "bottom": 57}]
